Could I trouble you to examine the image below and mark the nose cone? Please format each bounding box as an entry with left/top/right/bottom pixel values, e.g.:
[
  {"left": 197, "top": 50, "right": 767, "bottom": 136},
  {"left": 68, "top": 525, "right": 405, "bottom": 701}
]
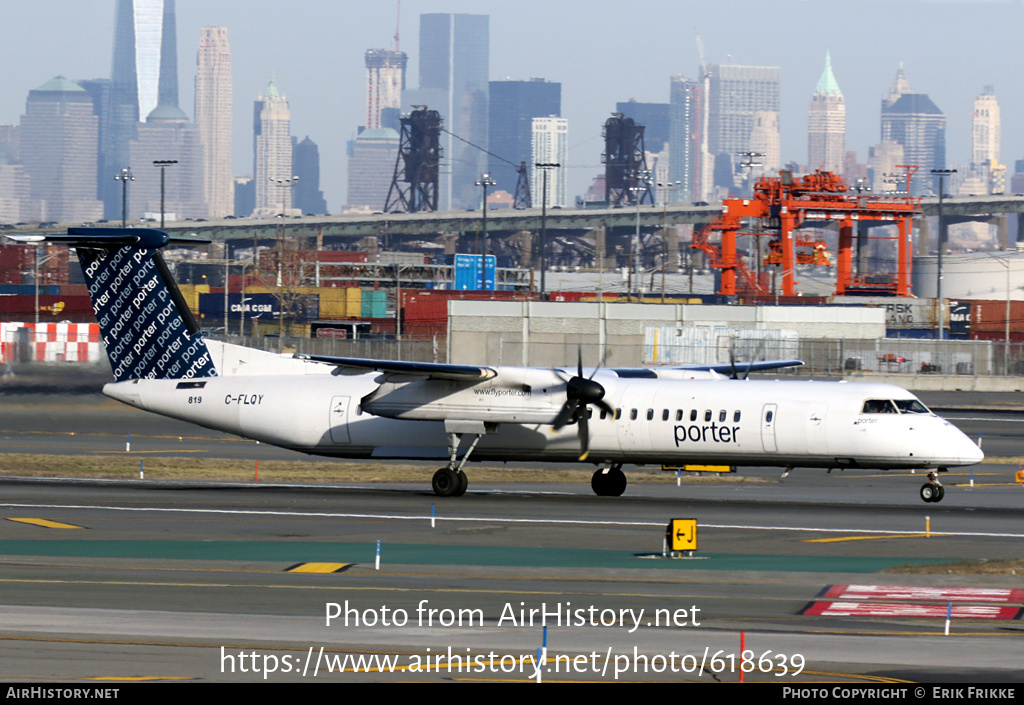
[{"left": 959, "top": 437, "right": 985, "bottom": 465}]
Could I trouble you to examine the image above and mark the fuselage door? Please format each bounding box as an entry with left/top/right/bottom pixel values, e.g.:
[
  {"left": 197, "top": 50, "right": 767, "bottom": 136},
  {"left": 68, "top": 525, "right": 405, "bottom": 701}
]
[
  {"left": 761, "top": 403, "right": 778, "bottom": 452},
  {"left": 329, "top": 396, "right": 352, "bottom": 444}
]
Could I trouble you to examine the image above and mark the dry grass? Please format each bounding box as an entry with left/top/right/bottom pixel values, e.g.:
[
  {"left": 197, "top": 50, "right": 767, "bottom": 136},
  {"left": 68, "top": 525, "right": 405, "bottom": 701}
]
[
  {"left": 885, "top": 559, "right": 1024, "bottom": 576},
  {"left": 0, "top": 453, "right": 773, "bottom": 485}
]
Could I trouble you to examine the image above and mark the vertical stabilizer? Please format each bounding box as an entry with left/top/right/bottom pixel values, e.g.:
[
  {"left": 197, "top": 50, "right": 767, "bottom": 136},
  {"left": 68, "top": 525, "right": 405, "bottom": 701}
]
[{"left": 6, "top": 228, "right": 217, "bottom": 382}]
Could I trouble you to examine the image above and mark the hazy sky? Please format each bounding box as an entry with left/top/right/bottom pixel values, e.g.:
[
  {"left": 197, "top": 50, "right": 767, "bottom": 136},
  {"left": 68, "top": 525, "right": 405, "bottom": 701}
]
[{"left": 1, "top": 0, "right": 1021, "bottom": 210}]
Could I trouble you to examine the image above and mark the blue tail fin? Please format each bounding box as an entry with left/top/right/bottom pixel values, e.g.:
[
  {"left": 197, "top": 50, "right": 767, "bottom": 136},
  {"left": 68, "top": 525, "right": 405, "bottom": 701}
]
[{"left": 9, "top": 228, "right": 217, "bottom": 382}]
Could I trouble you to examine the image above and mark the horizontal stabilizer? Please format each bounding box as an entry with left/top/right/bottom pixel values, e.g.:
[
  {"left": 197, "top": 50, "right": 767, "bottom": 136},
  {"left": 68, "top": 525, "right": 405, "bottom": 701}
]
[
  {"left": 8, "top": 228, "right": 216, "bottom": 382},
  {"left": 5, "top": 228, "right": 208, "bottom": 249}
]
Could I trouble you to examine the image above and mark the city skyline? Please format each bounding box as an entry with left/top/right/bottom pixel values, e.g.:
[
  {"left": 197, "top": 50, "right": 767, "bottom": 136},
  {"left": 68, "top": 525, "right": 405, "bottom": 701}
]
[{"left": 0, "top": 0, "right": 1021, "bottom": 212}]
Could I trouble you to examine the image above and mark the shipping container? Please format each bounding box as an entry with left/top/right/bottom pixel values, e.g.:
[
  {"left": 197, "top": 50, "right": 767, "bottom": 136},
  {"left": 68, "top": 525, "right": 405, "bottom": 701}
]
[
  {"left": 969, "top": 299, "right": 1024, "bottom": 334},
  {"left": 0, "top": 294, "right": 95, "bottom": 320},
  {"left": 360, "top": 289, "right": 387, "bottom": 318},
  {"left": 743, "top": 295, "right": 829, "bottom": 306},
  {"left": 830, "top": 296, "right": 940, "bottom": 329},
  {"left": 401, "top": 289, "right": 539, "bottom": 335},
  {"left": 0, "top": 285, "right": 61, "bottom": 296},
  {"left": 176, "top": 284, "right": 211, "bottom": 313}
]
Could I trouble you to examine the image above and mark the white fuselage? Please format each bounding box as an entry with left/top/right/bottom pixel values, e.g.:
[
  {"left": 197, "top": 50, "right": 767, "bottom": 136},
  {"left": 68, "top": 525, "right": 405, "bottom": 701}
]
[{"left": 104, "top": 368, "right": 983, "bottom": 471}]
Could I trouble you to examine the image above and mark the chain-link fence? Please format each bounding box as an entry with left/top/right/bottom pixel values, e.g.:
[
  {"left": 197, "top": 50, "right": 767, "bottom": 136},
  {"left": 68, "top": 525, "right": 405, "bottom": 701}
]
[
  {"left": 218, "top": 334, "right": 445, "bottom": 363},
  {"left": 481, "top": 335, "right": 1024, "bottom": 378}
]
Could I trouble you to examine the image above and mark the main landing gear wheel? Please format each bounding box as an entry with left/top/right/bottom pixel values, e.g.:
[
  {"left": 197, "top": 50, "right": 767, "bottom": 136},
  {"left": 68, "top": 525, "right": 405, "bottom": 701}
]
[
  {"left": 591, "top": 466, "right": 627, "bottom": 497},
  {"left": 432, "top": 468, "right": 468, "bottom": 497},
  {"left": 920, "top": 471, "right": 945, "bottom": 503}
]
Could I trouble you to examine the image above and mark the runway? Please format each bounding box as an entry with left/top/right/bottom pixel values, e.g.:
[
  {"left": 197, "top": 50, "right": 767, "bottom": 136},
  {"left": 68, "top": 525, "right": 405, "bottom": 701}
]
[{"left": 0, "top": 392, "right": 1022, "bottom": 683}]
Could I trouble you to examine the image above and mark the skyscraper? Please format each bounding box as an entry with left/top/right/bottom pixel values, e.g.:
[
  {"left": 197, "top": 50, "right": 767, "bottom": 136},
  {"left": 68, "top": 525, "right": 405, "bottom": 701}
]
[
  {"left": 347, "top": 129, "right": 399, "bottom": 211},
  {"left": 616, "top": 101, "right": 670, "bottom": 150},
  {"left": 417, "top": 13, "right": 489, "bottom": 210},
  {"left": 807, "top": 52, "right": 845, "bottom": 174},
  {"left": 488, "top": 78, "right": 560, "bottom": 194},
  {"left": 972, "top": 87, "right": 1000, "bottom": 166},
  {"left": 365, "top": 49, "right": 407, "bottom": 131},
  {"left": 106, "top": 0, "right": 179, "bottom": 218},
  {"left": 668, "top": 75, "right": 703, "bottom": 203},
  {"left": 195, "top": 27, "right": 232, "bottom": 218},
  {"left": 531, "top": 117, "right": 568, "bottom": 207},
  {"left": 293, "top": 136, "right": 328, "bottom": 214},
  {"left": 128, "top": 105, "right": 206, "bottom": 220},
  {"left": 965, "top": 87, "right": 1003, "bottom": 196},
  {"left": 706, "top": 64, "right": 780, "bottom": 182},
  {"left": 253, "top": 77, "right": 293, "bottom": 216},
  {"left": 19, "top": 77, "right": 103, "bottom": 222},
  {"left": 880, "top": 67, "right": 945, "bottom": 195}
]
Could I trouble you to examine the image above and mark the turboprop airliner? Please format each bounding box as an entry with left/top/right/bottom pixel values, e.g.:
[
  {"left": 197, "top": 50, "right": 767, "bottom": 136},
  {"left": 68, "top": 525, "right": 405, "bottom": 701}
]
[{"left": 8, "top": 229, "right": 982, "bottom": 502}]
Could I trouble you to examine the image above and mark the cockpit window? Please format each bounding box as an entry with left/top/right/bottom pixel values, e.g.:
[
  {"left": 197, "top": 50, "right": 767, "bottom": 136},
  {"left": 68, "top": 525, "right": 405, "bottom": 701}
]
[
  {"left": 894, "top": 399, "right": 930, "bottom": 414},
  {"left": 861, "top": 399, "right": 897, "bottom": 414}
]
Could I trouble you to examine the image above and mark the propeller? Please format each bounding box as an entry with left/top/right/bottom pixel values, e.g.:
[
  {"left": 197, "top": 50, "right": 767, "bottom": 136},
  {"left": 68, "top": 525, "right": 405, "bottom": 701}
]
[
  {"left": 728, "top": 337, "right": 767, "bottom": 380},
  {"left": 551, "top": 350, "right": 614, "bottom": 461}
]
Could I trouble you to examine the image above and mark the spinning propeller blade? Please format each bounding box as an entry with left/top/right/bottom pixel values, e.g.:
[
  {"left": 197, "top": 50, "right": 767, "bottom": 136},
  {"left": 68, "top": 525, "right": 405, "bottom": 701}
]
[{"left": 550, "top": 348, "right": 611, "bottom": 460}]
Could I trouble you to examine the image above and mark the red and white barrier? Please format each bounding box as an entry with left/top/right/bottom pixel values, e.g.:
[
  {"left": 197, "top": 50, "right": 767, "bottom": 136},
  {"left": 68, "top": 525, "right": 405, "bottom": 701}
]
[{"left": 0, "top": 322, "right": 102, "bottom": 363}]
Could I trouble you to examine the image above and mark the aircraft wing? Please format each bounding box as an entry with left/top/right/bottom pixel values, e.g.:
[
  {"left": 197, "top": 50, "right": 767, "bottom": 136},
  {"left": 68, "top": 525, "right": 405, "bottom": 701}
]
[
  {"left": 294, "top": 354, "right": 497, "bottom": 381},
  {"left": 675, "top": 359, "right": 804, "bottom": 374}
]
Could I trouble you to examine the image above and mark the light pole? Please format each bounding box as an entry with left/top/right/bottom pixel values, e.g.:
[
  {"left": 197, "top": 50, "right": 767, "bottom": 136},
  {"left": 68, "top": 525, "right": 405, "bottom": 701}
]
[
  {"left": 153, "top": 160, "right": 178, "bottom": 229},
  {"left": 475, "top": 173, "right": 496, "bottom": 291},
  {"left": 656, "top": 181, "right": 682, "bottom": 301},
  {"left": 629, "top": 170, "right": 652, "bottom": 299},
  {"left": 33, "top": 248, "right": 62, "bottom": 325},
  {"left": 932, "top": 168, "right": 957, "bottom": 340},
  {"left": 270, "top": 176, "right": 299, "bottom": 339},
  {"left": 114, "top": 167, "right": 134, "bottom": 227},
  {"left": 535, "top": 162, "right": 560, "bottom": 297}
]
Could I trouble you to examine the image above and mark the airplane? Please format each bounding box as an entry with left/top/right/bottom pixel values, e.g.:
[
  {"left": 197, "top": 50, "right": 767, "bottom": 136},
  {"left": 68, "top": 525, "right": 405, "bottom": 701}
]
[{"left": 8, "top": 229, "right": 983, "bottom": 503}]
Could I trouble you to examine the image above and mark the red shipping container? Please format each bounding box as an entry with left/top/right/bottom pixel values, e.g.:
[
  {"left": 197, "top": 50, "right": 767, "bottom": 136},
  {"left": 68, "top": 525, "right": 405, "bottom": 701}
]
[{"left": 970, "top": 299, "right": 1024, "bottom": 333}]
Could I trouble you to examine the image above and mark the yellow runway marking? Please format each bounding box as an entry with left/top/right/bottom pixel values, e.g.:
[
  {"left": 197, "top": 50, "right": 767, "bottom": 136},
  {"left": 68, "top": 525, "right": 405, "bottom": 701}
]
[
  {"left": 804, "top": 534, "right": 940, "bottom": 543},
  {"left": 7, "top": 518, "right": 85, "bottom": 530},
  {"left": 85, "top": 677, "right": 194, "bottom": 682},
  {"left": 286, "top": 562, "right": 353, "bottom": 573}
]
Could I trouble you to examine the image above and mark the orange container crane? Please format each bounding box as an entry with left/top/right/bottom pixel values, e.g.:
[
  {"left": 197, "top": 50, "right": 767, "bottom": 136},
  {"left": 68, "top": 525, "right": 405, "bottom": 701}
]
[{"left": 692, "top": 170, "right": 921, "bottom": 297}]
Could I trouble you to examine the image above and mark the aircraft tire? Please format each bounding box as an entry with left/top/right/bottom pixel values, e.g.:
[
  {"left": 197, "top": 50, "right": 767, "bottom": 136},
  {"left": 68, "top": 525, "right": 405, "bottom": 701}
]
[
  {"left": 453, "top": 470, "right": 468, "bottom": 497},
  {"left": 920, "top": 483, "right": 938, "bottom": 503},
  {"left": 592, "top": 468, "right": 627, "bottom": 497},
  {"left": 432, "top": 468, "right": 462, "bottom": 497},
  {"left": 934, "top": 485, "right": 945, "bottom": 502}
]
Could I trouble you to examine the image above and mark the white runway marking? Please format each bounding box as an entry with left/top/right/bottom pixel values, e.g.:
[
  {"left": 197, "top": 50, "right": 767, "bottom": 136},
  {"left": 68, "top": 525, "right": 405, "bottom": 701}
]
[{"left": 3, "top": 502, "right": 1024, "bottom": 539}]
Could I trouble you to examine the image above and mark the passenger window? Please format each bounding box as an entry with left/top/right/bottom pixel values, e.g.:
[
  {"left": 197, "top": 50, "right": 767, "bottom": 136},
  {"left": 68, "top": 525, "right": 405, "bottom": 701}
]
[
  {"left": 662, "top": 409, "right": 669, "bottom": 421},
  {"left": 615, "top": 408, "right": 622, "bottom": 420},
  {"left": 647, "top": 409, "right": 654, "bottom": 421},
  {"left": 600, "top": 409, "right": 608, "bottom": 420},
  {"left": 704, "top": 410, "right": 712, "bottom": 422},
  {"left": 690, "top": 410, "right": 697, "bottom": 422},
  {"left": 733, "top": 410, "right": 741, "bottom": 422},
  {"left": 719, "top": 410, "right": 726, "bottom": 422},
  {"left": 676, "top": 410, "right": 683, "bottom": 422},
  {"left": 630, "top": 409, "right": 638, "bottom": 421}
]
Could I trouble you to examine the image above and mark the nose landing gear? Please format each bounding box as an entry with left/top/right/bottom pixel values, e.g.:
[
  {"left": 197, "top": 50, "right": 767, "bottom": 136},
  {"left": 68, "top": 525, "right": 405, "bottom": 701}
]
[{"left": 920, "top": 470, "right": 945, "bottom": 503}]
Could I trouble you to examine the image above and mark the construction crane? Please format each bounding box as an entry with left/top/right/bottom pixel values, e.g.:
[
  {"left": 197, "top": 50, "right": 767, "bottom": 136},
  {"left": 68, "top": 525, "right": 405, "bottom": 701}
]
[{"left": 692, "top": 170, "right": 921, "bottom": 297}]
